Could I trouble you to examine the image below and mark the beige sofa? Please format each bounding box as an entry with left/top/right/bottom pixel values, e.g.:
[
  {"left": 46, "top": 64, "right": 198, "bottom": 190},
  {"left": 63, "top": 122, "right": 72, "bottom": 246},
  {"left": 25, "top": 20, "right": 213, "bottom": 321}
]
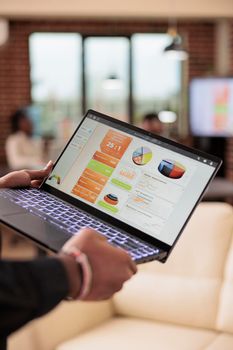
[{"left": 8, "top": 202, "right": 233, "bottom": 350}]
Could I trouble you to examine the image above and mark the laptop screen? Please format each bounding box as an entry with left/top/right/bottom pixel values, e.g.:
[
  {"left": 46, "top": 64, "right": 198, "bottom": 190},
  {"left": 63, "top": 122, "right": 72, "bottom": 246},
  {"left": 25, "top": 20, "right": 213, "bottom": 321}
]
[{"left": 46, "top": 112, "right": 218, "bottom": 246}]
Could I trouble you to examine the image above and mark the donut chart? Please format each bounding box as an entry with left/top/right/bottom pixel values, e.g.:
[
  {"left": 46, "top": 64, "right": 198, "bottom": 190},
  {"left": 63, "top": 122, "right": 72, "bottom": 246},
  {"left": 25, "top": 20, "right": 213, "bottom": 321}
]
[
  {"left": 158, "top": 160, "right": 186, "bottom": 179},
  {"left": 104, "top": 193, "right": 119, "bottom": 205},
  {"left": 132, "top": 147, "right": 152, "bottom": 166}
]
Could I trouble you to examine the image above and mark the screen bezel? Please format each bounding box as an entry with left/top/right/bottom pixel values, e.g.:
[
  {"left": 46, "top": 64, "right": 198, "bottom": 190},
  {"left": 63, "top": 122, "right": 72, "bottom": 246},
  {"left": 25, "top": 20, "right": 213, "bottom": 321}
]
[
  {"left": 189, "top": 76, "right": 233, "bottom": 137},
  {"left": 41, "top": 109, "right": 222, "bottom": 256}
]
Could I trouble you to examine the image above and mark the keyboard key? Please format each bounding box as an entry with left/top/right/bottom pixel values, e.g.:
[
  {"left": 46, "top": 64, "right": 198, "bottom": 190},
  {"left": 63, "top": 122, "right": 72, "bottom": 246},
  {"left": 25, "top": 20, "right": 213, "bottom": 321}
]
[{"left": 1, "top": 188, "right": 160, "bottom": 261}]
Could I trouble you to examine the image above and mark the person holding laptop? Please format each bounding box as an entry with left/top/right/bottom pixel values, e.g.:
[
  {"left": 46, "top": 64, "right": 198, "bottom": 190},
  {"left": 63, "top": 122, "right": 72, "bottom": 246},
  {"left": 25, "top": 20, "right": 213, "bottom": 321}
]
[{"left": 0, "top": 161, "right": 137, "bottom": 349}]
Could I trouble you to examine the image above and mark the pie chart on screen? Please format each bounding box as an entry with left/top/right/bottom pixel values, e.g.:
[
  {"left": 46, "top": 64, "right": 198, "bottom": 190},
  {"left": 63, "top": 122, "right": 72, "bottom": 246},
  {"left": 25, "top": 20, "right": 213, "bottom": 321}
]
[
  {"left": 132, "top": 147, "right": 152, "bottom": 165},
  {"left": 158, "top": 160, "right": 186, "bottom": 179}
]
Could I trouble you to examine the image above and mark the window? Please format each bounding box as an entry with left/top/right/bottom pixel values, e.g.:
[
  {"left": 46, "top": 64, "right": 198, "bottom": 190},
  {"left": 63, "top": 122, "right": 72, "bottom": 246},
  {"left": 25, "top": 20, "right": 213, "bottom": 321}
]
[
  {"left": 29, "top": 33, "right": 182, "bottom": 135},
  {"left": 132, "top": 34, "right": 182, "bottom": 124},
  {"left": 84, "top": 37, "right": 129, "bottom": 121},
  {"left": 29, "top": 33, "right": 82, "bottom": 138}
]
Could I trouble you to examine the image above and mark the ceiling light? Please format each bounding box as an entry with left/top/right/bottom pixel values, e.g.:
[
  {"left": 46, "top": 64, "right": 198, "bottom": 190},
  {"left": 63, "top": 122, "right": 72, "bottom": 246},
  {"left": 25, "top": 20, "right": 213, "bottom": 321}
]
[
  {"left": 158, "top": 111, "right": 177, "bottom": 123},
  {"left": 102, "top": 74, "right": 123, "bottom": 90},
  {"left": 164, "top": 23, "right": 188, "bottom": 61}
]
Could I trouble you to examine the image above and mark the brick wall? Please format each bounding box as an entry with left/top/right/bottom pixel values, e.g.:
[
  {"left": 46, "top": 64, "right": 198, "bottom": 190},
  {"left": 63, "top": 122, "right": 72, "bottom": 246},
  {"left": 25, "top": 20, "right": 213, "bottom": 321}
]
[
  {"left": 0, "top": 22, "right": 31, "bottom": 163},
  {"left": 0, "top": 19, "right": 217, "bottom": 165}
]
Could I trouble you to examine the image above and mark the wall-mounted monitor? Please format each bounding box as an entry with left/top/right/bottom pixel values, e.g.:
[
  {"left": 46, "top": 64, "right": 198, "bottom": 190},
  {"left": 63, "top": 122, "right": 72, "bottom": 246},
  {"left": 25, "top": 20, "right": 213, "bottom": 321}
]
[{"left": 190, "top": 77, "right": 233, "bottom": 137}]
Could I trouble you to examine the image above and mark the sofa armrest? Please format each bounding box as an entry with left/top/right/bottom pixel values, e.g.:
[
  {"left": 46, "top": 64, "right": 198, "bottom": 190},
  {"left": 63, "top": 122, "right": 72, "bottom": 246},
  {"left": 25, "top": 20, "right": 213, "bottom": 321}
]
[
  {"left": 8, "top": 324, "right": 38, "bottom": 350},
  {"left": 9, "top": 300, "right": 114, "bottom": 350}
]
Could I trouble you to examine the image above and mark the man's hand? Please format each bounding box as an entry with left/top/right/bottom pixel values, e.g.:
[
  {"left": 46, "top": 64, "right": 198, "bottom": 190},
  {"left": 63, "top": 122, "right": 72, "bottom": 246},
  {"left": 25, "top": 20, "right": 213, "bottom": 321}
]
[
  {"left": 61, "top": 228, "right": 137, "bottom": 301},
  {"left": 0, "top": 161, "right": 53, "bottom": 189}
]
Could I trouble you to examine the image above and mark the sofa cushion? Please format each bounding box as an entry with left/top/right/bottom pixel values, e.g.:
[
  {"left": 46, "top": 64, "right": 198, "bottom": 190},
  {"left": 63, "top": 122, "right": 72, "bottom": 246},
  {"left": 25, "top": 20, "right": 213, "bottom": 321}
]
[
  {"left": 139, "top": 203, "right": 233, "bottom": 278},
  {"left": 8, "top": 324, "right": 37, "bottom": 350},
  {"left": 9, "top": 300, "right": 113, "bottom": 350},
  {"left": 56, "top": 318, "right": 217, "bottom": 350},
  {"left": 205, "top": 334, "right": 233, "bottom": 350},
  {"left": 216, "top": 232, "right": 233, "bottom": 333},
  {"left": 114, "top": 203, "right": 233, "bottom": 329},
  {"left": 31, "top": 300, "right": 113, "bottom": 350},
  {"left": 114, "top": 273, "right": 221, "bottom": 329}
]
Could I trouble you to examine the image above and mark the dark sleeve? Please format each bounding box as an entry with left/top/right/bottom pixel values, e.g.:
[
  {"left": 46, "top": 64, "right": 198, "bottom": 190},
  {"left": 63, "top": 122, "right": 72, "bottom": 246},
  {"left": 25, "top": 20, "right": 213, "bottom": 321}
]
[{"left": 0, "top": 257, "right": 69, "bottom": 338}]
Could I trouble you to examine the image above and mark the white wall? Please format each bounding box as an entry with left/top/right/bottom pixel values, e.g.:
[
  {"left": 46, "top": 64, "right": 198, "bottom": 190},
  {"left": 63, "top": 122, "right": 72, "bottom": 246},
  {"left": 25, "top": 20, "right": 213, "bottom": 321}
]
[{"left": 0, "top": 0, "right": 232, "bottom": 19}]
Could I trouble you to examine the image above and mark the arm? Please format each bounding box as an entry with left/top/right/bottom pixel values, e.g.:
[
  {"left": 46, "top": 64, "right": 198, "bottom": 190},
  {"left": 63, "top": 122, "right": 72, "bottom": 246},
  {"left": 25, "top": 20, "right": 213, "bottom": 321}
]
[
  {"left": 0, "top": 255, "right": 81, "bottom": 338},
  {"left": 0, "top": 167, "right": 137, "bottom": 339},
  {"left": 0, "top": 162, "right": 81, "bottom": 337},
  {"left": 0, "top": 230, "right": 136, "bottom": 339}
]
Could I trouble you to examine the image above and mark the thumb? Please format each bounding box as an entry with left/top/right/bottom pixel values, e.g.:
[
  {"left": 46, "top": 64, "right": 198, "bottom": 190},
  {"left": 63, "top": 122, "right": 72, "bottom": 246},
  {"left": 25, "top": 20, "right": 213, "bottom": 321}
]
[
  {"left": 44, "top": 160, "right": 53, "bottom": 171},
  {"left": 25, "top": 161, "right": 53, "bottom": 180}
]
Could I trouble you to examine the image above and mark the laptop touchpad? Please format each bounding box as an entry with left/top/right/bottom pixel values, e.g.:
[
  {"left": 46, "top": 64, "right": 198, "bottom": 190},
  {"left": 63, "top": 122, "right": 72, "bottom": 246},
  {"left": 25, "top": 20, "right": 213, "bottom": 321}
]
[
  {"left": 0, "top": 197, "right": 25, "bottom": 216},
  {"left": 2, "top": 212, "right": 71, "bottom": 251}
]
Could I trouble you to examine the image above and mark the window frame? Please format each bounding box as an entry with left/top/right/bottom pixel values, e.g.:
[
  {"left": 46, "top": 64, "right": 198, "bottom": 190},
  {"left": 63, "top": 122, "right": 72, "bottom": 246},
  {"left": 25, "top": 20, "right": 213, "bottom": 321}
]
[{"left": 29, "top": 32, "right": 186, "bottom": 128}]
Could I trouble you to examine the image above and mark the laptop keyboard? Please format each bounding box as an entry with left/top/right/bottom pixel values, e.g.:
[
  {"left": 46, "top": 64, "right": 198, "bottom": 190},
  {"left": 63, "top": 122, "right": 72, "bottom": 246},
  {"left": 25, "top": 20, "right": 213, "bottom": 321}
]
[{"left": 0, "top": 188, "right": 160, "bottom": 261}]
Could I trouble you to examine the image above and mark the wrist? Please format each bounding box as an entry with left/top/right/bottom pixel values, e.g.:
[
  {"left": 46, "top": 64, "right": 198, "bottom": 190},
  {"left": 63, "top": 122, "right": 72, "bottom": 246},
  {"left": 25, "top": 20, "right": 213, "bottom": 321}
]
[
  {"left": 58, "top": 253, "right": 82, "bottom": 299},
  {"left": 61, "top": 246, "right": 92, "bottom": 300}
]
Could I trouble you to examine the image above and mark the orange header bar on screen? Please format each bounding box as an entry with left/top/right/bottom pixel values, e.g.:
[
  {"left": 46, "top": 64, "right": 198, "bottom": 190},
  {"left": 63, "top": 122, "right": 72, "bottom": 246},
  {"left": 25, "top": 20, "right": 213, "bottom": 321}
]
[
  {"left": 77, "top": 176, "right": 103, "bottom": 194},
  {"left": 93, "top": 151, "right": 119, "bottom": 168},
  {"left": 83, "top": 167, "right": 108, "bottom": 185},
  {"left": 72, "top": 185, "right": 98, "bottom": 203},
  {"left": 100, "top": 130, "right": 132, "bottom": 159}
]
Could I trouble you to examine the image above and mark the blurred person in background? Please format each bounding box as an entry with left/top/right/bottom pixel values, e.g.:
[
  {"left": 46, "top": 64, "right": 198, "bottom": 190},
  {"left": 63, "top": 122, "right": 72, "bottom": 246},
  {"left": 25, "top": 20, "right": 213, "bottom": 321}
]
[
  {"left": 5, "top": 108, "right": 49, "bottom": 170},
  {"left": 141, "top": 112, "right": 164, "bottom": 135}
]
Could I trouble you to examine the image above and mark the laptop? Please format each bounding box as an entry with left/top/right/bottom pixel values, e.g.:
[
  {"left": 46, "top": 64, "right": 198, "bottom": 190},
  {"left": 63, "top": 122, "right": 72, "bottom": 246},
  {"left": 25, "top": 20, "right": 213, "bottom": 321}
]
[{"left": 0, "top": 110, "right": 221, "bottom": 264}]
